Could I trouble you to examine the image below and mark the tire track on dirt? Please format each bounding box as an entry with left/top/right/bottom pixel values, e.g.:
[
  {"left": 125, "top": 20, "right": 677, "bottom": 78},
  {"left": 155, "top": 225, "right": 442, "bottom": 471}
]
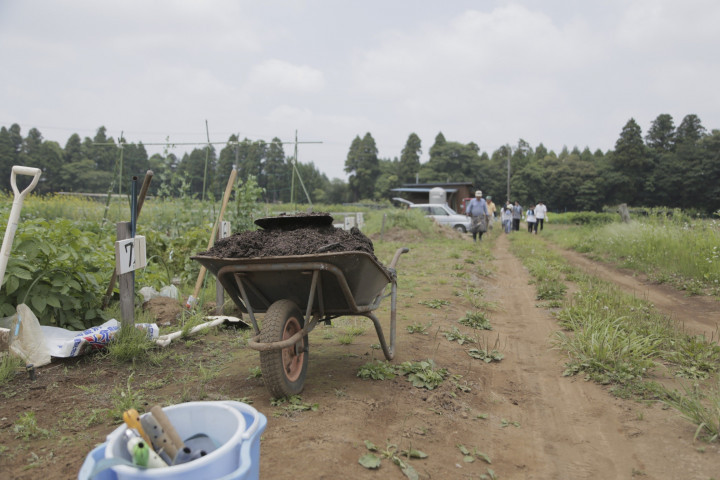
[
  {"left": 547, "top": 244, "right": 720, "bottom": 338},
  {"left": 484, "top": 232, "right": 720, "bottom": 479},
  {"left": 484, "top": 233, "right": 648, "bottom": 478}
]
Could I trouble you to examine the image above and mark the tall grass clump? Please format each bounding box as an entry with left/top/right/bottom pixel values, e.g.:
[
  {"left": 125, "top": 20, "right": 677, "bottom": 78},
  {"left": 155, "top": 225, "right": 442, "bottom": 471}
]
[
  {"left": 663, "top": 376, "right": 720, "bottom": 443},
  {"left": 363, "top": 207, "right": 435, "bottom": 237},
  {"left": 546, "top": 211, "right": 617, "bottom": 226},
  {"left": 547, "top": 209, "right": 720, "bottom": 294}
]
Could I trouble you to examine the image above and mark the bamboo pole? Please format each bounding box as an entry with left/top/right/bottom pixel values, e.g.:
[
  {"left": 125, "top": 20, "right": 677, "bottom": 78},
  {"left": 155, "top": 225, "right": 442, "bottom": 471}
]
[{"left": 187, "top": 167, "right": 237, "bottom": 308}]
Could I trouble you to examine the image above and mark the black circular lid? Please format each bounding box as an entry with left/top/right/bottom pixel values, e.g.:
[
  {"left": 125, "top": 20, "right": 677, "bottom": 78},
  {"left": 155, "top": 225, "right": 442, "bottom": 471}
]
[{"left": 254, "top": 213, "right": 334, "bottom": 230}]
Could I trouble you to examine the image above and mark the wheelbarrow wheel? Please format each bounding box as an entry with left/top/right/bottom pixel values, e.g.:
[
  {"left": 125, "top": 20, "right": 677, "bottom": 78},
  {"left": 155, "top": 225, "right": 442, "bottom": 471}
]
[{"left": 259, "top": 300, "right": 309, "bottom": 397}]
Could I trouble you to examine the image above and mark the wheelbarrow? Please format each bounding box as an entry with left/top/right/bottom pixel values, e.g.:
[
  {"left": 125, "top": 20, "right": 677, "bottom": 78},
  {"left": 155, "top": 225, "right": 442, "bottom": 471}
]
[{"left": 191, "top": 247, "right": 409, "bottom": 397}]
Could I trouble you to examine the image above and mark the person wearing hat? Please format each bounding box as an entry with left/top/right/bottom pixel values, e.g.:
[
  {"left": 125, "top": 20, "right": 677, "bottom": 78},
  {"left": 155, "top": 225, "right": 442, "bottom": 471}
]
[
  {"left": 466, "top": 190, "right": 489, "bottom": 242},
  {"left": 486, "top": 196, "right": 496, "bottom": 229}
]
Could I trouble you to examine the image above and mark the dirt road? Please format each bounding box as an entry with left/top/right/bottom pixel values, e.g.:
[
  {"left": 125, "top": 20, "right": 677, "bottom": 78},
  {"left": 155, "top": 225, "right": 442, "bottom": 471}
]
[{"left": 1, "top": 229, "right": 719, "bottom": 479}]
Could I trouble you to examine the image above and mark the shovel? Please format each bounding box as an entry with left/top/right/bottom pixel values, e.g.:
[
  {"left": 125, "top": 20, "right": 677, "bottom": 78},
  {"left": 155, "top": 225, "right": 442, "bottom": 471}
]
[{"left": 0, "top": 166, "right": 42, "bottom": 288}]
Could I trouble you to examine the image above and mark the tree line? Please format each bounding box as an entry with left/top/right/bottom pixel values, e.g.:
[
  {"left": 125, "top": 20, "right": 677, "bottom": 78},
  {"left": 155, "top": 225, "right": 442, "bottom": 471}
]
[{"left": 1, "top": 113, "right": 718, "bottom": 213}]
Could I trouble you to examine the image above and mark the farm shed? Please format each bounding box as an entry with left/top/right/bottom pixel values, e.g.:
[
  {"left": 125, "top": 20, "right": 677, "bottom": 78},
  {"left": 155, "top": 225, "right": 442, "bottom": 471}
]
[{"left": 390, "top": 182, "right": 475, "bottom": 212}]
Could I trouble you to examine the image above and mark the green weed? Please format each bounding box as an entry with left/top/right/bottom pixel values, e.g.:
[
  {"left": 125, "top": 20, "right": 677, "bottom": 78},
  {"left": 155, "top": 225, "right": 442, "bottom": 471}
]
[{"left": 458, "top": 311, "right": 492, "bottom": 330}]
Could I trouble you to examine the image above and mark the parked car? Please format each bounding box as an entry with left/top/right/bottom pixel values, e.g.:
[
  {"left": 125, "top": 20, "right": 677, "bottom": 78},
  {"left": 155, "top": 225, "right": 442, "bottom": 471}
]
[{"left": 409, "top": 203, "right": 471, "bottom": 233}]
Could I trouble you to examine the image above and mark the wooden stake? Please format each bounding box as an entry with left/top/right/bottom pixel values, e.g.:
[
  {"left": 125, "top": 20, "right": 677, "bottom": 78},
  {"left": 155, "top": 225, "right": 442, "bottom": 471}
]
[
  {"left": 102, "top": 170, "right": 154, "bottom": 309},
  {"left": 187, "top": 168, "right": 237, "bottom": 308}
]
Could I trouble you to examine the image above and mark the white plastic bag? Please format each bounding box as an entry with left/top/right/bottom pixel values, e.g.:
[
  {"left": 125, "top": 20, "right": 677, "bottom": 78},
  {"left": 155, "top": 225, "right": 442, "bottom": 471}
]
[{"left": 8, "top": 304, "right": 51, "bottom": 367}]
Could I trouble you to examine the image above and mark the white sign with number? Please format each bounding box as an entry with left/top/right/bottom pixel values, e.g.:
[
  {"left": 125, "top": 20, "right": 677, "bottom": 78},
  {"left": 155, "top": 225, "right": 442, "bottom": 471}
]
[{"left": 115, "top": 235, "right": 147, "bottom": 275}]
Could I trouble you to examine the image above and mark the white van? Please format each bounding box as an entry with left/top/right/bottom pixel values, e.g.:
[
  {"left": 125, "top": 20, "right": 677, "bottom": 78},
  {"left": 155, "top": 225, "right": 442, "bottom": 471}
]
[{"left": 409, "top": 203, "right": 471, "bottom": 233}]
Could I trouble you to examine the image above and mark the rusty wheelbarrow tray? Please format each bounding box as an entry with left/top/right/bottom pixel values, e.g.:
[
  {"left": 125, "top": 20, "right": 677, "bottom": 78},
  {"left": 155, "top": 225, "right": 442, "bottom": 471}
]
[{"left": 191, "top": 247, "right": 409, "bottom": 397}]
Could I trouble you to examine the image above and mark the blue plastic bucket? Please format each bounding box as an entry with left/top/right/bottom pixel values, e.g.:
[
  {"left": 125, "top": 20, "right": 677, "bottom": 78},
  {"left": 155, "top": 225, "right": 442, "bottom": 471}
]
[{"left": 78, "top": 401, "right": 266, "bottom": 480}]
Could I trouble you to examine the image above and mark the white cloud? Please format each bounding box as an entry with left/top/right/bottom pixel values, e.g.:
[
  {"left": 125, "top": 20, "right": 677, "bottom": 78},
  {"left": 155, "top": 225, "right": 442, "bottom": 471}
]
[{"left": 246, "top": 60, "right": 326, "bottom": 93}]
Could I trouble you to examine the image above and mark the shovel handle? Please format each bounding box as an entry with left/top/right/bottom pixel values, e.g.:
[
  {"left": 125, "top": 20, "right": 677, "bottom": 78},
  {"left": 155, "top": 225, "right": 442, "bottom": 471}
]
[{"left": 11, "top": 166, "right": 42, "bottom": 198}]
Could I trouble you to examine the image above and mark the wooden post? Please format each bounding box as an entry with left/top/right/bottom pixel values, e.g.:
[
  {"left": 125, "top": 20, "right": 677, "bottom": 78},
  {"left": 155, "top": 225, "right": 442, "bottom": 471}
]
[
  {"left": 380, "top": 213, "right": 387, "bottom": 241},
  {"left": 102, "top": 170, "right": 153, "bottom": 309},
  {"left": 618, "top": 203, "right": 631, "bottom": 223},
  {"left": 117, "top": 221, "right": 134, "bottom": 328}
]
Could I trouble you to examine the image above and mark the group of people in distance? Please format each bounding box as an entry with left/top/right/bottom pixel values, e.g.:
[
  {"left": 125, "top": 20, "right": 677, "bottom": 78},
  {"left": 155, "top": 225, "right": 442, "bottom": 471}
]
[
  {"left": 501, "top": 200, "right": 546, "bottom": 234},
  {"left": 466, "top": 189, "right": 547, "bottom": 241}
]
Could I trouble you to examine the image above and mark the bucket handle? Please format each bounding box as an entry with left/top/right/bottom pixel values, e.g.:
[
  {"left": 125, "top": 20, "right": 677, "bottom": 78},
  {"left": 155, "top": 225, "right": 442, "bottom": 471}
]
[{"left": 223, "top": 401, "right": 262, "bottom": 440}]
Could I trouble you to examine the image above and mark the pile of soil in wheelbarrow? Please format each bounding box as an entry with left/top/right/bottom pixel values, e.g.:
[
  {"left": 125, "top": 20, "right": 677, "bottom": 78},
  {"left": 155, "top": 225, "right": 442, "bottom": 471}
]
[{"left": 198, "top": 212, "right": 378, "bottom": 259}]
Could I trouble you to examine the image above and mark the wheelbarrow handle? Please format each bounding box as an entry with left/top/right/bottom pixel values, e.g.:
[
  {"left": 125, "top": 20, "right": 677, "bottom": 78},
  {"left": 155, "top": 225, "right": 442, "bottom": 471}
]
[
  {"left": 389, "top": 247, "right": 410, "bottom": 269},
  {"left": 11, "top": 166, "right": 42, "bottom": 198}
]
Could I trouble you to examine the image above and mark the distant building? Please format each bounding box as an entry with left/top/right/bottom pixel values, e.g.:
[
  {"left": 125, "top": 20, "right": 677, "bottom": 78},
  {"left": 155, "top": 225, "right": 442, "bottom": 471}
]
[{"left": 390, "top": 182, "right": 475, "bottom": 213}]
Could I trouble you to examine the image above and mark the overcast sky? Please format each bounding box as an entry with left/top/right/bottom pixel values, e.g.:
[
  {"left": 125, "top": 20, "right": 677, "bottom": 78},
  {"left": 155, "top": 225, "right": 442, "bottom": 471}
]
[{"left": 1, "top": 0, "right": 719, "bottom": 180}]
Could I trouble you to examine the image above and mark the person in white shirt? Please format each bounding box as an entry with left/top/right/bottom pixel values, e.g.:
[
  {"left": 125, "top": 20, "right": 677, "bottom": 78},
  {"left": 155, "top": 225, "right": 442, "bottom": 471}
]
[
  {"left": 534, "top": 201, "right": 547, "bottom": 231},
  {"left": 526, "top": 207, "right": 537, "bottom": 234}
]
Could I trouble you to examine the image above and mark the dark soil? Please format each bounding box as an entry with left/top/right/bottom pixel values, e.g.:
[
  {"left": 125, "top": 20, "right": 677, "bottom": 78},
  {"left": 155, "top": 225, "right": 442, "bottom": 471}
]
[{"left": 199, "top": 213, "right": 376, "bottom": 259}]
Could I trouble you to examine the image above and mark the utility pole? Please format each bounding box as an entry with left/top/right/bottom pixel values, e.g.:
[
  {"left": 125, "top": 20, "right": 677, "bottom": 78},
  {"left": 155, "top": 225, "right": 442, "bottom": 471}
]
[
  {"left": 506, "top": 144, "right": 511, "bottom": 202},
  {"left": 289, "top": 130, "right": 322, "bottom": 210}
]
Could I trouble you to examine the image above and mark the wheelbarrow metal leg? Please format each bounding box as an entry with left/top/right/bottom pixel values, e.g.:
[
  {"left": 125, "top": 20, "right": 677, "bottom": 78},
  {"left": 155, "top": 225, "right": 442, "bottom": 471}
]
[{"left": 366, "top": 279, "right": 398, "bottom": 361}]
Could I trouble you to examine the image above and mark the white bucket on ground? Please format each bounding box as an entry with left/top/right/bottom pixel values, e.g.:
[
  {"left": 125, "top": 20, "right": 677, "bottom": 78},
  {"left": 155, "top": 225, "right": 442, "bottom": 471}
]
[{"left": 78, "top": 401, "right": 266, "bottom": 480}]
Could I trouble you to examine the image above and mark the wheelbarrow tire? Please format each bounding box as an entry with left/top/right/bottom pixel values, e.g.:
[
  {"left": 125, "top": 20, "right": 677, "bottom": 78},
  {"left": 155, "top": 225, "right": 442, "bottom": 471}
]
[{"left": 259, "top": 300, "right": 309, "bottom": 397}]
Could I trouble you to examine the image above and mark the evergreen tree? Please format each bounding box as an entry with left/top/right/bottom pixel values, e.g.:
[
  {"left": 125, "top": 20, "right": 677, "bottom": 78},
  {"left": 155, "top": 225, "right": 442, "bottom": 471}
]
[
  {"left": 0, "top": 127, "right": 19, "bottom": 188},
  {"left": 216, "top": 135, "right": 240, "bottom": 198},
  {"left": 90, "top": 126, "right": 117, "bottom": 171},
  {"left": 263, "top": 137, "right": 288, "bottom": 203},
  {"left": 344, "top": 133, "right": 379, "bottom": 201},
  {"left": 676, "top": 114, "right": 706, "bottom": 145},
  {"left": 64, "top": 133, "right": 84, "bottom": 164},
  {"left": 344, "top": 135, "right": 362, "bottom": 201},
  {"left": 176, "top": 146, "right": 216, "bottom": 198},
  {"left": 645, "top": 113, "right": 676, "bottom": 152},
  {"left": 398, "top": 133, "right": 421, "bottom": 184},
  {"left": 609, "top": 118, "right": 649, "bottom": 204},
  {"left": 675, "top": 114, "right": 707, "bottom": 208}
]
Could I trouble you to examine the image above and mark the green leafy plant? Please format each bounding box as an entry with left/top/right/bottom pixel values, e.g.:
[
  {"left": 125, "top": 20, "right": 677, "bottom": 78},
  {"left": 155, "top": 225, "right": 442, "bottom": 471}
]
[
  {"left": 0, "top": 354, "right": 23, "bottom": 386},
  {"left": 337, "top": 334, "right": 354, "bottom": 345},
  {"left": 108, "top": 373, "right": 144, "bottom": 421},
  {"left": 459, "top": 311, "right": 492, "bottom": 330},
  {"left": 467, "top": 334, "right": 504, "bottom": 363},
  {"left": 406, "top": 322, "right": 431, "bottom": 334},
  {"left": 357, "top": 360, "right": 397, "bottom": 380},
  {"left": 419, "top": 299, "right": 450, "bottom": 309},
  {"left": 13, "top": 412, "right": 50, "bottom": 440},
  {"left": 270, "top": 395, "right": 319, "bottom": 417},
  {"left": 359, "top": 439, "right": 427, "bottom": 479},
  {"left": 0, "top": 218, "right": 111, "bottom": 329},
  {"left": 457, "top": 444, "right": 491, "bottom": 464},
  {"left": 443, "top": 327, "right": 475, "bottom": 345},
  {"left": 247, "top": 366, "right": 262, "bottom": 379},
  {"left": 397, "top": 359, "right": 447, "bottom": 390}
]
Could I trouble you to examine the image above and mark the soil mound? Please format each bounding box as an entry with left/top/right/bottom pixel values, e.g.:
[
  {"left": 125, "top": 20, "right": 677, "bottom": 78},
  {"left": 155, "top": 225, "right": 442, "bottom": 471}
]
[{"left": 199, "top": 213, "right": 376, "bottom": 259}]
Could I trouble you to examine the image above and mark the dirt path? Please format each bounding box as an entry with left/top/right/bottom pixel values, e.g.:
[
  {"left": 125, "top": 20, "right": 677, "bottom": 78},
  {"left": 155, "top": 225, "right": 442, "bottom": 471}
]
[
  {"left": 2, "top": 229, "right": 720, "bottom": 479},
  {"left": 481, "top": 233, "right": 720, "bottom": 479}
]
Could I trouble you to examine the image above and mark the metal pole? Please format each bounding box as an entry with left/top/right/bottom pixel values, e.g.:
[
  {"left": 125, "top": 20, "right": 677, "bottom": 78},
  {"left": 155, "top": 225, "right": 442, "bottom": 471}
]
[
  {"left": 506, "top": 144, "right": 511, "bottom": 202},
  {"left": 291, "top": 130, "right": 297, "bottom": 209},
  {"left": 202, "top": 120, "right": 210, "bottom": 203}
]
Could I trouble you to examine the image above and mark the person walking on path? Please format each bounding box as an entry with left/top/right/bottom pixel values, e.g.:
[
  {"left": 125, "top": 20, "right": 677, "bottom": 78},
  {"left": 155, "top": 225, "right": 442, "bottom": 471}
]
[
  {"left": 466, "top": 190, "right": 489, "bottom": 242},
  {"left": 526, "top": 205, "right": 537, "bottom": 233},
  {"left": 486, "top": 196, "right": 496, "bottom": 229},
  {"left": 534, "top": 201, "right": 547, "bottom": 231},
  {"left": 512, "top": 201, "right": 523, "bottom": 232},
  {"left": 501, "top": 203, "right": 513, "bottom": 234}
]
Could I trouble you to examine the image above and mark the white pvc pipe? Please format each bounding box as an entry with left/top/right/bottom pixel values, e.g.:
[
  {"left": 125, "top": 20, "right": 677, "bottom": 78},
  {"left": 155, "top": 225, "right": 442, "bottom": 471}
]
[
  {"left": 154, "top": 316, "right": 241, "bottom": 347},
  {"left": 0, "top": 166, "right": 42, "bottom": 288}
]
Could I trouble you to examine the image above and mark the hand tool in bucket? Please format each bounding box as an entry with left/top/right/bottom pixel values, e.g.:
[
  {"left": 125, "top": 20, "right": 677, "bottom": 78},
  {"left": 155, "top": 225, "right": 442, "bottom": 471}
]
[{"left": 0, "top": 166, "right": 42, "bottom": 289}]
